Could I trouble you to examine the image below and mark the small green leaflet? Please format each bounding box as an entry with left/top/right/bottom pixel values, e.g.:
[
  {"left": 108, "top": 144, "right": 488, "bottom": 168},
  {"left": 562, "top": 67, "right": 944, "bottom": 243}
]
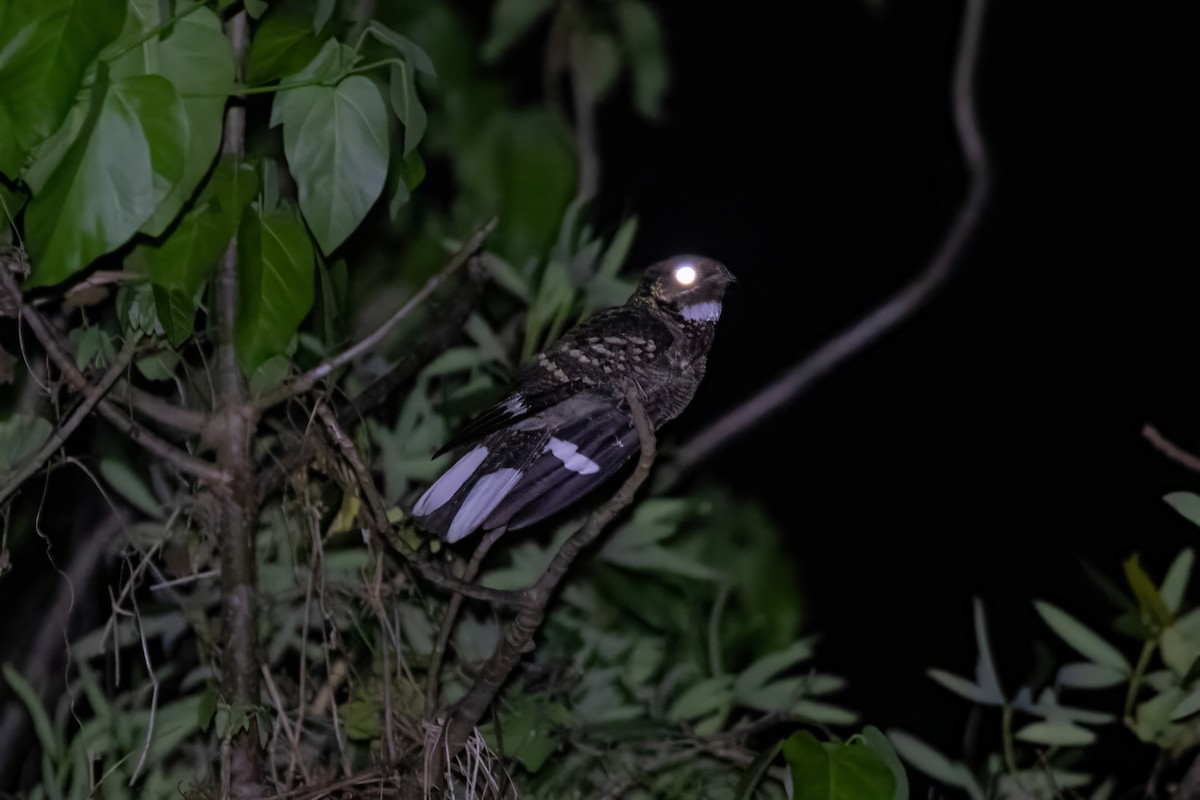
[{"left": 234, "top": 207, "right": 315, "bottom": 373}]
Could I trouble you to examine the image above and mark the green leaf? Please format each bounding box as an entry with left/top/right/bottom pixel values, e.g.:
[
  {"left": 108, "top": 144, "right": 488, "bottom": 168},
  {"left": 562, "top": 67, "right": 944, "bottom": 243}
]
[
  {"left": 0, "top": 413, "right": 53, "bottom": 473},
  {"left": 734, "top": 640, "right": 815, "bottom": 699},
  {"left": 972, "top": 599, "right": 1004, "bottom": 703},
  {"left": 604, "top": 498, "right": 690, "bottom": 548},
  {"left": 110, "top": 5, "right": 232, "bottom": 235},
  {"left": 489, "top": 693, "right": 571, "bottom": 773},
  {"left": 269, "top": 37, "right": 357, "bottom": 126},
  {"left": 197, "top": 684, "right": 218, "bottom": 731},
  {"left": 244, "top": 0, "right": 268, "bottom": 19},
  {"left": 601, "top": 543, "right": 722, "bottom": 581},
  {"left": 1, "top": 664, "right": 61, "bottom": 759},
  {"left": 134, "top": 157, "right": 258, "bottom": 345},
  {"left": 389, "top": 61, "right": 427, "bottom": 155},
  {"left": 1161, "top": 608, "right": 1200, "bottom": 677},
  {"left": 1166, "top": 492, "right": 1200, "bottom": 528},
  {"left": 387, "top": 149, "right": 425, "bottom": 220},
  {"left": 458, "top": 110, "right": 576, "bottom": 266},
  {"left": 573, "top": 31, "right": 621, "bottom": 105},
  {"left": 1034, "top": 600, "right": 1130, "bottom": 673},
  {"left": 782, "top": 730, "right": 896, "bottom": 800},
  {"left": 340, "top": 697, "right": 380, "bottom": 740},
  {"left": 481, "top": 251, "right": 530, "bottom": 301},
  {"left": 234, "top": 207, "right": 315, "bottom": 373},
  {"left": 481, "top": 0, "right": 555, "bottom": 63},
  {"left": 926, "top": 670, "right": 1000, "bottom": 706},
  {"left": 136, "top": 340, "right": 180, "bottom": 381},
  {"left": 667, "top": 676, "right": 732, "bottom": 722},
  {"left": 1134, "top": 687, "right": 1183, "bottom": 742},
  {"left": 860, "top": 726, "right": 908, "bottom": 800},
  {"left": 789, "top": 699, "right": 859, "bottom": 726},
  {"left": 734, "top": 741, "right": 782, "bottom": 800},
  {"left": 1163, "top": 548, "right": 1195, "bottom": 614},
  {"left": 1015, "top": 721, "right": 1095, "bottom": 746},
  {"left": 596, "top": 217, "right": 638, "bottom": 281},
  {"left": 280, "top": 74, "right": 388, "bottom": 254},
  {"left": 1170, "top": 685, "right": 1200, "bottom": 721},
  {"left": 313, "top": 0, "right": 334, "bottom": 32},
  {"left": 364, "top": 21, "right": 435, "bottom": 75},
  {"left": 1125, "top": 554, "right": 1174, "bottom": 630},
  {"left": 246, "top": 10, "right": 326, "bottom": 84},
  {"left": 99, "top": 457, "right": 162, "bottom": 517},
  {"left": 615, "top": 0, "right": 669, "bottom": 119},
  {"left": 1055, "top": 662, "right": 1127, "bottom": 690},
  {"left": 888, "top": 729, "right": 983, "bottom": 800},
  {"left": 0, "top": 0, "right": 126, "bottom": 177},
  {"left": 25, "top": 73, "right": 188, "bottom": 287}
]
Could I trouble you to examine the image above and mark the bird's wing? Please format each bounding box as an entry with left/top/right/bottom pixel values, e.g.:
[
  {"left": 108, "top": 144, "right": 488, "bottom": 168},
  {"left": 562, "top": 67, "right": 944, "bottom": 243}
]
[
  {"left": 412, "top": 391, "right": 639, "bottom": 541},
  {"left": 483, "top": 398, "right": 639, "bottom": 532},
  {"left": 432, "top": 381, "right": 580, "bottom": 457}
]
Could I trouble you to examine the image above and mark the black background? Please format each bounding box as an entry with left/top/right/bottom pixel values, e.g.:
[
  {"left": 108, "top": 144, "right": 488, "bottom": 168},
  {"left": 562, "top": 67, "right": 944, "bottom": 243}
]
[{"left": 603, "top": 0, "right": 1200, "bottom": 783}]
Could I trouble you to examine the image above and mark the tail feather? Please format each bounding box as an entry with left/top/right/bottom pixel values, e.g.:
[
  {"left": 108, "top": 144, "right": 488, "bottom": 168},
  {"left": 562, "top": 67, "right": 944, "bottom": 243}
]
[{"left": 411, "top": 428, "right": 548, "bottom": 539}]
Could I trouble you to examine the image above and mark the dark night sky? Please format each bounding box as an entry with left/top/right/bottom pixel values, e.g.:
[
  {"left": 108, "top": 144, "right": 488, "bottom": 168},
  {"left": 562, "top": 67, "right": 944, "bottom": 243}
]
[{"left": 603, "top": 0, "right": 1200, "bottom": 775}]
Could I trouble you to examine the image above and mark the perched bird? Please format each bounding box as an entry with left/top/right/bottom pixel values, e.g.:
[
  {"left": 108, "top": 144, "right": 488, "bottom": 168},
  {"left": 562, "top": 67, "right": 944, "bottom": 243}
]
[{"left": 413, "top": 255, "right": 733, "bottom": 542}]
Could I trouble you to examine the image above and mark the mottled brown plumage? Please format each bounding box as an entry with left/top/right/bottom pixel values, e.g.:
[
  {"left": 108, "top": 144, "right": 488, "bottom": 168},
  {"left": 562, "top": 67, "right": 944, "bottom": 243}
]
[{"left": 413, "top": 255, "right": 732, "bottom": 542}]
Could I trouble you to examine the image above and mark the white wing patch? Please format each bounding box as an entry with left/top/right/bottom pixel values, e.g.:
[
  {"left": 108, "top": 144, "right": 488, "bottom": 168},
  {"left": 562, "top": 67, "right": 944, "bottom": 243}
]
[
  {"left": 413, "top": 446, "right": 488, "bottom": 516},
  {"left": 447, "top": 468, "right": 522, "bottom": 542},
  {"left": 505, "top": 393, "right": 527, "bottom": 415},
  {"left": 544, "top": 437, "right": 601, "bottom": 475},
  {"left": 681, "top": 301, "right": 722, "bottom": 322}
]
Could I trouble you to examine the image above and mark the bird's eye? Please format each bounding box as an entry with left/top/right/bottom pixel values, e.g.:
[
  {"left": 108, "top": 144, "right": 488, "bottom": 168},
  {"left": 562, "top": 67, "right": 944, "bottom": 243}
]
[{"left": 673, "top": 264, "right": 697, "bottom": 286}]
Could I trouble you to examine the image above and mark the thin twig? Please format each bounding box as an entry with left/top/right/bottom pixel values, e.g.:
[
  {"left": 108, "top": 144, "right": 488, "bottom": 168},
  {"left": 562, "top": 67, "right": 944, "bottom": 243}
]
[
  {"left": 425, "top": 528, "right": 505, "bottom": 716},
  {"left": 662, "top": 0, "right": 992, "bottom": 484},
  {"left": 128, "top": 591, "right": 159, "bottom": 785},
  {"left": 0, "top": 268, "right": 227, "bottom": 484},
  {"left": 0, "top": 332, "right": 141, "bottom": 505},
  {"left": 260, "top": 665, "right": 311, "bottom": 785},
  {"left": 316, "top": 404, "right": 390, "bottom": 532},
  {"left": 1143, "top": 423, "right": 1200, "bottom": 474},
  {"left": 434, "top": 387, "right": 657, "bottom": 775},
  {"left": 255, "top": 220, "right": 497, "bottom": 411},
  {"left": 2, "top": 252, "right": 207, "bottom": 435}
]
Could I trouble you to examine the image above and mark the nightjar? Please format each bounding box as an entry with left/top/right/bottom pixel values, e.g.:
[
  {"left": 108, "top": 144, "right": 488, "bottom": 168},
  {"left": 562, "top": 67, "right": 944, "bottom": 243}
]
[{"left": 413, "top": 255, "right": 733, "bottom": 542}]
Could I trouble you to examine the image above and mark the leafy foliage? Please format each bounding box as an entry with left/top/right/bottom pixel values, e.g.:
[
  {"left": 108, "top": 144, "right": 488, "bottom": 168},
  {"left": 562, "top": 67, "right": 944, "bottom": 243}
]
[
  {"left": 0, "top": 1, "right": 877, "bottom": 798},
  {"left": 890, "top": 493, "right": 1200, "bottom": 798}
]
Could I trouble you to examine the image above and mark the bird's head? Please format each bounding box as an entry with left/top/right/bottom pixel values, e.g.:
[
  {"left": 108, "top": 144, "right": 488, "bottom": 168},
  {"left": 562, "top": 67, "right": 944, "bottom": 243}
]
[{"left": 637, "top": 255, "right": 734, "bottom": 322}]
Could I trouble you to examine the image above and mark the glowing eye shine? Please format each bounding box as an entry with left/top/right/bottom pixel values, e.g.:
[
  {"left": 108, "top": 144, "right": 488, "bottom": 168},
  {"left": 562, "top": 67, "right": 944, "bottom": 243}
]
[{"left": 674, "top": 264, "right": 697, "bottom": 285}]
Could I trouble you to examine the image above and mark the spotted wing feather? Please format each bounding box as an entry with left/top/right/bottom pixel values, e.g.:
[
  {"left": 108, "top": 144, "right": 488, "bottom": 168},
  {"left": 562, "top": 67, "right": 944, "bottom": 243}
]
[{"left": 484, "top": 402, "right": 638, "bottom": 532}]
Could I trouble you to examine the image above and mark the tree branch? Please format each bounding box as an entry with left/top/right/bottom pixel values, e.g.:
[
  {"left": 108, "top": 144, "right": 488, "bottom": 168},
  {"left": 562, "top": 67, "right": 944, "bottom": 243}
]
[
  {"left": 253, "top": 251, "right": 487, "bottom": 505},
  {"left": 2, "top": 250, "right": 207, "bottom": 436},
  {"left": 214, "top": 11, "right": 264, "bottom": 795},
  {"left": 662, "top": 0, "right": 991, "bottom": 485},
  {"left": 0, "top": 333, "right": 141, "bottom": 505},
  {"left": 254, "top": 220, "right": 497, "bottom": 412},
  {"left": 433, "top": 387, "right": 657, "bottom": 776},
  {"left": 1143, "top": 423, "right": 1200, "bottom": 474},
  {"left": 0, "top": 268, "right": 227, "bottom": 484},
  {"left": 424, "top": 528, "right": 504, "bottom": 716}
]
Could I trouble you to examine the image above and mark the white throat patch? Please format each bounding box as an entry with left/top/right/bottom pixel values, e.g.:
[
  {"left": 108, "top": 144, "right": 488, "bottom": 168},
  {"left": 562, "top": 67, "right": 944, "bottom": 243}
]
[{"left": 680, "top": 301, "right": 722, "bottom": 322}]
